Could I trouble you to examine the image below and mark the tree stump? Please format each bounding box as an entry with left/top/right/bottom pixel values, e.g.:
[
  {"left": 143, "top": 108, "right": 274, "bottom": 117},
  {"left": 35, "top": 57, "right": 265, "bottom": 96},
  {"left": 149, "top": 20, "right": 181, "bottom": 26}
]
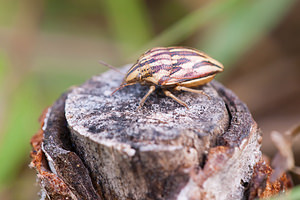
[{"left": 30, "top": 65, "right": 291, "bottom": 200}]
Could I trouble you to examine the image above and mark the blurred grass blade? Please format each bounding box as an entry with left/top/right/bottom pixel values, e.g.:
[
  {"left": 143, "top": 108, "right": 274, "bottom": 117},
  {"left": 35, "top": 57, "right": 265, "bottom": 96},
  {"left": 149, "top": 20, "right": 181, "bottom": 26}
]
[
  {"left": 104, "top": 0, "right": 152, "bottom": 53},
  {"left": 0, "top": 50, "right": 9, "bottom": 142},
  {"left": 0, "top": 76, "right": 42, "bottom": 188},
  {"left": 0, "top": 51, "right": 8, "bottom": 85},
  {"left": 288, "top": 186, "right": 300, "bottom": 200},
  {"left": 0, "top": 0, "right": 17, "bottom": 26},
  {"left": 138, "top": 0, "right": 240, "bottom": 56},
  {"left": 199, "top": 0, "right": 297, "bottom": 71}
]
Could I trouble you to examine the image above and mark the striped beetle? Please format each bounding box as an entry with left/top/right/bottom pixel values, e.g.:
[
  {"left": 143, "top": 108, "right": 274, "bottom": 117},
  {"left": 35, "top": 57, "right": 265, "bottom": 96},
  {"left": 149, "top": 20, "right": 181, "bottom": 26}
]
[{"left": 109, "top": 47, "right": 224, "bottom": 109}]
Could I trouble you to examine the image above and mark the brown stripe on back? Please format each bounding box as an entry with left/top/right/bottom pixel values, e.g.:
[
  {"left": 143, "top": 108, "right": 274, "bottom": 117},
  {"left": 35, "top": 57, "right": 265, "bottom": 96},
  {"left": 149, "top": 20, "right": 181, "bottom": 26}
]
[
  {"left": 169, "top": 48, "right": 207, "bottom": 57},
  {"left": 170, "top": 66, "right": 182, "bottom": 76},
  {"left": 143, "top": 47, "right": 167, "bottom": 55},
  {"left": 151, "top": 64, "right": 172, "bottom": 73},
  {"left": 127, "top": 64, "right": 140, "bottom": 76},
  {"left": 173, "top": 71, "right": 218, "bottom": 82},
  {"left": 146, "top": 48, "right": 170, "bottom": 57},
  {"left": 139, "top": 58, "right": 157, "bottom": 66},
  {"left": 158, "top": 75, "right": 171, "bottom": 85},
  {"left": 174, "top": 57, "right": 190, "bottom": 65},
  {"left": 143, "top": 47, "right": 207, "bottom": 59},
  {"left": 192, "top": 60, "right": 222, "bottom": 69},
  {"left": 145, "top": 50, "right": 203, "bottom": 59},
  {"left": 170, "top": 51, "right": 203, "bottom": 57},
  {"left": 139, "top": 57, "right": 171, "bottom": 68},
  {"left": 183, "top": 72, "right": 194, "bottom": 77}
]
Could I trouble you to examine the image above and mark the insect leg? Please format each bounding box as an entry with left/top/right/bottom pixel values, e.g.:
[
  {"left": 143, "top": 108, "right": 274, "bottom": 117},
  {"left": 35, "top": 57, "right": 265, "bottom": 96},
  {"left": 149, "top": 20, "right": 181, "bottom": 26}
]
[
  {"left": 163, "top": 89, "right": 189, "bottom": 109},
  {"left": 138, "top": 85, "right": 156, "bottom": 109},
  {"left": 174, "top": 86, "right": 210, "bottom": 99}
]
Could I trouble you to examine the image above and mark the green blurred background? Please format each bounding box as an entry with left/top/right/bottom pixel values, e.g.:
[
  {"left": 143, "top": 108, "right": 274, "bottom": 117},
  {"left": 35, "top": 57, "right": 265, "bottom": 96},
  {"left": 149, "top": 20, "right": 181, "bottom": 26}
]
[{"left": 0, "top": 0, "right": 300, "bottom": 199}]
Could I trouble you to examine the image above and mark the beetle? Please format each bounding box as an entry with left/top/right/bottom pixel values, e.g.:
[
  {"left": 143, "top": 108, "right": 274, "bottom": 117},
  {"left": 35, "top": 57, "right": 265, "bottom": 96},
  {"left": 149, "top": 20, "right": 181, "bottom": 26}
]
[{"left": 110, "top": 46, "right": 224, "bottom": 109}]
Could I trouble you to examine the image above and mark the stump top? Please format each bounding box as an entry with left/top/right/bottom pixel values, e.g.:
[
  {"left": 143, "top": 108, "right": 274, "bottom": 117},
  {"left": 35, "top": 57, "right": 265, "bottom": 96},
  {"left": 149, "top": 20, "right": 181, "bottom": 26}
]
[
  {"left": 32, "top": 65, "right": 290, "bottom": 200},
  {"left": 65, "top": 66, "right": 229, "bottom": 149}
]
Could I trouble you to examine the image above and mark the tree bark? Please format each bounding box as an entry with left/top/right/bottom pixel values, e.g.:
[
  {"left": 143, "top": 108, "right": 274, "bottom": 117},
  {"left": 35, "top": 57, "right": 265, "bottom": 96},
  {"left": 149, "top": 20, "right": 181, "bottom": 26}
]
[{"left": 30, "top": 65, "right": 291, "bottom": 200}]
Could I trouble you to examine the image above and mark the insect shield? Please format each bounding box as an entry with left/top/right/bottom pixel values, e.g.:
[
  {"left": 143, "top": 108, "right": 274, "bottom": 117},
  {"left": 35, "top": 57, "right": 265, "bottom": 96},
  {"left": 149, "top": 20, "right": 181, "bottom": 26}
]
[{"left": 110, "top": 47, "right": 224, "bottom": 109}]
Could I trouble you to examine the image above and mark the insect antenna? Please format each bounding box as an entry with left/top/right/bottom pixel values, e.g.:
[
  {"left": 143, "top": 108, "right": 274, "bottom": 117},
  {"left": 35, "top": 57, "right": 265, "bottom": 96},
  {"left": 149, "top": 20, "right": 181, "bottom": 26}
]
[
  {"left": 111, "top": 82, "right": 136, "bottom": 95},
  {"left": 98, "top": 60, "right": 125, "bottom": 75}
]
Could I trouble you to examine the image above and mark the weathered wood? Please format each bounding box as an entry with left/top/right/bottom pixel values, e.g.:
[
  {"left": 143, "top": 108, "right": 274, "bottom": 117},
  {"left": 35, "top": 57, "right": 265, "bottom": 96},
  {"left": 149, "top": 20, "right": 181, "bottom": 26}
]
[
  {"left": 65, "top": 66, "right": 229, "bottom": 200},
  {"left": 31, "top": 92, "right": 101, "bottom": 200},
  {"left": 30, "top": 65, "right": 291, "bottom": 200}
]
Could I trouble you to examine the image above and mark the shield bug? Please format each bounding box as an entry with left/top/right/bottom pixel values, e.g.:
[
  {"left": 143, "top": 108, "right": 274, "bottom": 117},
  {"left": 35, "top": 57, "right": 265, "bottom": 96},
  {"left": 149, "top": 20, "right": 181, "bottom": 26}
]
[{"left": 104, "top": 46, "right": 224, "bottom": 109}]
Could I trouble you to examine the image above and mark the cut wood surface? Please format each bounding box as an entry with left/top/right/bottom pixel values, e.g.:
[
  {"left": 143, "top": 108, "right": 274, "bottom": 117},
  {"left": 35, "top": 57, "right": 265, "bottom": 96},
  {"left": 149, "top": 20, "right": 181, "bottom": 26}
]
[{"left": 30, "top": 66, "right": 291, "bottom": 200}]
